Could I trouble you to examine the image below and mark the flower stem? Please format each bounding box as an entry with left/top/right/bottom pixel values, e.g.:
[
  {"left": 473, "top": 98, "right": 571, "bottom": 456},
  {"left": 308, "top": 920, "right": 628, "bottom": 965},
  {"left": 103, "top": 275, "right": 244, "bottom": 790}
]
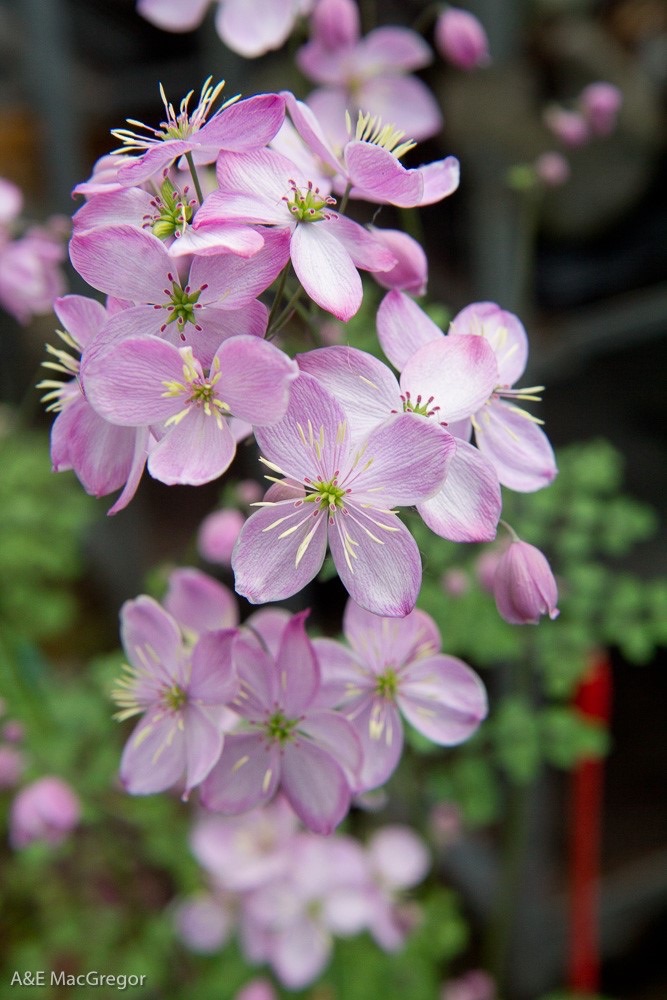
[
  {"left": 338, "top": 182, "right": 352, "bottom": 217},
  {"left": 266, "top": 263, "right": 291, "bottom": 334},
  {"left": 184, "top": 151, "right": 205, "bottom": 206}
]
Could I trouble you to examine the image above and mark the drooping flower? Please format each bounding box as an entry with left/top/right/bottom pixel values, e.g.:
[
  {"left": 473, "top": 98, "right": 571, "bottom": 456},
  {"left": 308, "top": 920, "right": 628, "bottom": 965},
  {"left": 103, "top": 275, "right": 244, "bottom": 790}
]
[
  {"left": 111, "top": 79, "right": 286, "bottom": 186},
  {"left": 232, "top": 372, "right": 454, "bottom": 616},
  {"left": 377, "top": 292, "right": 557, "bottom": 492},
  {"left": 198, "top": 508, "right": 246, "bottom": 566},
  {"left": 492, "top": 538, "right": 559, "bottom": 625},
  {"left": 112, "top": 595, "right": 238, "bottom": 796},
  {"left": 194, "top": 146, "right": 397, "bottom": 320},
  {"left": 313, "top": 599, "right": 488, "bottom": 789},
  {"left": 82, "top": 334, "right": 298, "bottom": 487},
  {"left": 298, "top": 341, "right": 501, "bottom": 542},
  {"left": 201, "top": 612, "right": 362, "bottom": 834}
]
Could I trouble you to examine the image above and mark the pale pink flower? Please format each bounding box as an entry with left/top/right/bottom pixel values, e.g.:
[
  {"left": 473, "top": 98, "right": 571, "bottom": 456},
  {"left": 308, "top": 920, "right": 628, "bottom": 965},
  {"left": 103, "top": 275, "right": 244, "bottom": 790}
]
[
  {"left": 81, "top": 334, "right": 298, "bottom": 487},
  {"left": 162, "top": 567, "right": 239, "bottom": 637},
  {"left": 173, "top": 893, "right": 235, "bottom": 953},
  {"left": 10, "top": 777, "right": 81, "bottom": 849},
  {"left": 234, "top": 980, "right": 278, "bottom": 1000},
  {"left": 435, "top": 8, "right": 491, "bottom": 71},
  {"left": 534, "top": 151, "right": 570, "bottom": 187},
  {"left": 492, "top": 539, "right": 559, "bottom": 625},
  {"left": 0, "top": 746, "right": 26, "bottom": 789},
  {"left": 297, "top": 18, "right": 442, "bottom": 144},
  {"left": 201, "top": 613, "right": 362, "bottom": 834},
  {"left": 0, "top": 227, "right": 66, "bottom": 324},
  {"left": 314, "top": 599, "right": 487, "bottom": 789},
  {"left": 112, "top": 596, "right": 238, "bottom": 796},
  {"left": 231, "top": 372, "right": 454, "bottom": 616},
  {"left": 298, "top": 339, "right": 501, "bottom": 542},
  {"left": 137, "top": 0, "right": 311, "bottom": 59},
  {"left": 543, "top": 105, "right": 590, "bottom": 147},
  {"left": 441, "top": 970, "right": 496, "bottom": 1000},
  {"left": 110, "top": 79, "right": 286, "bottom": 186},
  {"left": 365, "top": 825, "right": 430, "bottom": 950}
]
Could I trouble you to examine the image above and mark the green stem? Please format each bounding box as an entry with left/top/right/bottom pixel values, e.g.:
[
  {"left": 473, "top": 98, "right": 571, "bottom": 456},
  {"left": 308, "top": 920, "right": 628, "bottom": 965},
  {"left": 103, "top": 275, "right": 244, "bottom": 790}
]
[
  {"left": 338, "top": 182, "right": 352, "bottom": 217},
  {"left": 269, "top": 284, "right": 305, "bottom": 338},
  {"left": 266, "top": 262, "right": 291, "bottom": 333},
  {"left": 184, "top": 151, "right": 205, "bottom": 206}
]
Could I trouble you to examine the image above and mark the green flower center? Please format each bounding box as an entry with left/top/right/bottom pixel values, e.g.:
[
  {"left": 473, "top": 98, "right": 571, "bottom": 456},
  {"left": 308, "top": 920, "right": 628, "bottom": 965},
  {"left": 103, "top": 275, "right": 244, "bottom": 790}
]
[
  {"left": 164, "top": 683, "right": 188, "bottom": 711},
  {"left": 149, "top": 178, "right": 194, "bottom": 240},
  {"left": 284, "top": 180, "right": 336, "bottom": 222},
  {"left": 265, "top": 711, "right": 298, "bottom": 745},
  {"left": 161, "top": 274, "right": 205, "bottom": 331},
  {"left": 375, "top": 668, "right": 399, "bottom": 700},
  {"left": 304, "top": 477, "right": 348, "bottom": 513},
  {"left": 400, "top": 391, "right": 441, "bottom": 419}
]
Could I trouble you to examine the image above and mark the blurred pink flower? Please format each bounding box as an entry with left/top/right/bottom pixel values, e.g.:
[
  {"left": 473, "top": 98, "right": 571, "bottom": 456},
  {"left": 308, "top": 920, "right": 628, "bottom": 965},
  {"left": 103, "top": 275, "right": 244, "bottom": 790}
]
[
  {"left": 579, "top": 82, "right": 623, "bottom": 136},
  {"left": 0, "top": 746, "right": 26, "bottom": 790},
  {"left": 441, "top": 970, "right": 496, "bottom": 1000},
  {"left": 435, "top": 8, "right": 491, "bottom": 71},
  {"left": 198, "top": 509, "right": 246, "bottom": 565},
  {"left": 10, "top": 777, "right": 81, "bottom": 849},
  {"left": 173, "top": 893, "right": 235, "bottom": 952}
]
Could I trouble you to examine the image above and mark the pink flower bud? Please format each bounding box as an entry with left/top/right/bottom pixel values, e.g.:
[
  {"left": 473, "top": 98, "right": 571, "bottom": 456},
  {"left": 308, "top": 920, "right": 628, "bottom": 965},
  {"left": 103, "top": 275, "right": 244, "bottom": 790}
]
[
  {"left": 368, "top": 227, "right": 428, "bottom": 296},
  {"left": 435, "top": 8, "right": 491, "bottom": 71},
  {"left": 9, "top": 776, "right": 81, "bottom": 849},
  {"left": 534, "top": 151, "right": 570, "bottom": 187},
  {"left": 197, "top": 509, "right": 246, "bottom": 566},
  {"left": 310, "top": 0, "right": 359, "bottom": 49},
  {"left": 441, "top": 568, "right": 470, "bottom": 597},
  {"left": 578, "top": 82, "right": 623, "bottom": 136},
  {"left": 493, "top": 540, "right": 559, "bottom": 625},
  {"left": 236, "top": 479, "right": 263, "bottom": 505},
  {"left": 543, "top": 105, "right": 590, "bottom": 147},
  {"left": 441, "top": 969, "right": 496, "bottom": 1000},
  {"left": 234, "top": 980, "right": 278, "bottom": 1000},
  {"left": 173, "top": 895, "right": 234, "bottom": 953}
]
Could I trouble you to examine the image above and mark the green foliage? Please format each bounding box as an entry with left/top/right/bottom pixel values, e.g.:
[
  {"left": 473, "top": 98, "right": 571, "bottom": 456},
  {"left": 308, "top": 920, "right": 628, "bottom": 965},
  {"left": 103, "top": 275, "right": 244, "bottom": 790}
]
[{"left": 0, "top": 427, "right": 95, "bottom": 641}]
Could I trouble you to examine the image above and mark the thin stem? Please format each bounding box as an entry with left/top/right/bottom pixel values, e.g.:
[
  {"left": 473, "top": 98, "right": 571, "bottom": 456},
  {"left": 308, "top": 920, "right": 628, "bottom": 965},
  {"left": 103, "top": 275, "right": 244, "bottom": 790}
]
[
  {"left": 184, "top": 151, "right": 205, "bottom": 206},
  {"left": 266, "top": 262, "right": 291, "bottom": 333},
  {"left": 268, "top": 284, "right": 304, "bottom": 339},
  {"left": 338, "top": 182, "right": 352, "bottom": 217}
]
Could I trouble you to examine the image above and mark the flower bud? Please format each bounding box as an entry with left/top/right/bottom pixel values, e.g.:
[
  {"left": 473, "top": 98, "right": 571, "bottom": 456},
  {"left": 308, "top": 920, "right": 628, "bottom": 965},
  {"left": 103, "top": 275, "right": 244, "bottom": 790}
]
[
  {"left": 435, "top": 8, "right": 491, "bottom": 71},
  {"left": 197, "top": 509, "right": 246, "bottom": 566},
  {"left": 9, "top": 776, "right": 81, "bottom": 849},
  {"left": 534, "top": 151, "right": 570, "bottom": 187},
  {"left": 543, "top": 105, "right": 590, "bottom": 147},
  {"left": 578, "top": 82, "right": 622, "bottom": 136},
  {"left": 493, "top": 540, "right": 559, "bottom": 625}
]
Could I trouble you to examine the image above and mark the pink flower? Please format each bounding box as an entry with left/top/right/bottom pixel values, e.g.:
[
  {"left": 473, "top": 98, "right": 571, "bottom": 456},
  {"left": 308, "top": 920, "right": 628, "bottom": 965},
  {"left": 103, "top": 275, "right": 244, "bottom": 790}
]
[
  {"left": 298, "top": 338, "right": 501, "bottom": 542},
  {"left": 173, "top": 893, "right": 235, "bottom": 953},
  {"left": 534, "top": 151, "right": 570, "bottom": 187},
  {"left": 113, "top": 596, "right": 238, "bottom": 796},
  {"left": 198, "top": 509, "right": 246, "bottom": 565},
  {"left": 435, "top": 8, "right": 491, "bottom": 72},
  {"left": 70, "top": 223, "right": 287, "bottom": 366},
  {"left": 367, "top": 227, "right": 428, "bottom": 295},
  {"left": 39, "top": 294, "right": 149, "bottom": 514},
  {"left": 162, "top": 567, "right": 239, "bottom": 637},
  {"left": 233, "top": 980, "right": 278, "bottom": 1000},
  {"left": 297, "top": 19, "right": 442, "bottom": 145},
  {"left": 201, "top": 612, "right": 362, "bottom": 834},
  {"left": 282, "top": 92, "right": 460, "bottom": 209},
  {"left": 0, "top": 227, "right": 66, "bottom": 324},
  {"left": 543, "top": 105, "right": 590, "bottom": 147},
  {"left": 0, "top": 746, "right": 26, "bottom": 789},
  {"left": 441, "top": 970, "right": 496, "bottom": 1000},
  {"left": 314, "top": 599, "right": 487, "bottom": 789},
  {"left": 195, "top": 145, "right": 396, "bottom": 320},
  {"left": 448, "top": 301, "right": 558, "bottom": 491},
  {"left": 111, "top": 79, "right": 286, "bottom": 186},
  {"left": 492, "top": 539, "right": 559, "bottom": 624},
  {"left": 231, "top": 372, "right": 453, "bottom": 616},
  {"left": 578, "top": 82, "right": 623, "bottom": 136},
  {"left": 10, "top": 777, "right": 81, "bottom": 849},
  {"left": 81, "top": 334, "right": 298, "bottom": 487},
  {"left": 137, "top": 1, "right": 310, "bottom": 59}
]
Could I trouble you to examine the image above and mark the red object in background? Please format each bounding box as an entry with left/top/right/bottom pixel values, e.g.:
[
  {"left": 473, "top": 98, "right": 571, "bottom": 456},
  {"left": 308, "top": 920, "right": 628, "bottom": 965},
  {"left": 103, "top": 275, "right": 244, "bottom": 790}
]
[{"left": 568, "top": 651, "right": 613, "bottom": 992}]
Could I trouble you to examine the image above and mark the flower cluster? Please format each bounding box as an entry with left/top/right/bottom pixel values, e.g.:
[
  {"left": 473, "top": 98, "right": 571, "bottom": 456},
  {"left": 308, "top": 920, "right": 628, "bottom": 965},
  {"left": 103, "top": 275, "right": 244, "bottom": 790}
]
[
  {"left": 112, "top": 568, "right": 486, "bottom": 833},
  {"left": 175, "top": 796, "right": 431, "bottom": 988}
]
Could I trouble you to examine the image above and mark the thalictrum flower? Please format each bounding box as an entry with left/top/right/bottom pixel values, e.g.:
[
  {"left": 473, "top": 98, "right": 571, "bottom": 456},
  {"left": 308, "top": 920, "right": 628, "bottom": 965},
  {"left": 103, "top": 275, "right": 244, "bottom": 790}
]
[
  {"left": 282, "top": 94, "right": 460, "bottom": 208},
  {"left": 378, "top": 292, "right": 557, "bottom": 492},
  {"left": 112, "top": 595, "right": 238, "bottom": 796},
  {"left": 200, "top": 612, "right": 362, "bottom": 834},
  {"left": 435, "top": 8, "right": 491, "bottom": 71},
  {"left": 194, "top": 146, "right": 396, "bottom": 320},
  {"left": 297, "top": 18, "right": 442, "bottom": 144},
  {"left": 9, "top": 777, "right": 81, "bottom": 850},
  {"left": 298, "top": 342, "right": 501, "bottom": 542},
  {"left": 232, "top": 372, "right": 453, "bottom": 616},
  {"left": 81, "top": 334, "right": 298, "bottom": 487},
  {"left": 492, "top": 538, "right": 560, "bottom": 625},
  {"left": 111, "top": 79, "right": 286, "bottom": 186},
  {"left": 313, "top": 599, "right": 487, "bottom": 789},
  {"left": 69, "top": 223, "right": 288, "bottom": 365}
]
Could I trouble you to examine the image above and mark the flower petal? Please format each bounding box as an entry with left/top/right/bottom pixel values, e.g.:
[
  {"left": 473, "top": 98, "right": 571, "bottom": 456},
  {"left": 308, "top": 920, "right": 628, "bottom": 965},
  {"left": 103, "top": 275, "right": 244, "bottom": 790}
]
[
  {"left": 148, "top": 408, "right": 237, "bottom": 486},
  {"left": 474, "top": 401, "right": 558, "bottom": 492},
  {"left": 450, "top": 301, "right": 528, "bottom": 385},
  {"left": 417, "top": 439, "right": 501, "bottom": 542},
  {"left": 120, "top": 709, "right": 186, "bottom": 795},
  {"left": 216, "top": 336, "right": 298, "bottom": 426},
  {"left": 376, "top": 289, "right": 441, "bottom": 370},
  {"left": 400, "top": 335, "right": 499, "bottom": 423},
  {"left": 398, "top": 654, "right": 488, "bottom": 744},
  {"left": 290, "top": 222, "right": 362, "bottom": 320},
  {"left": 275, "top": 612, "right": 321, "bottom": 714},
  {"left": 200, "top": 733, "right": 280, "bottom": 813},
  {"left": 164, "top": 567, "right": 239, "bottom": 635},
  {"left": 281, "top": 739, "right": 351, "bottom": 834}
]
